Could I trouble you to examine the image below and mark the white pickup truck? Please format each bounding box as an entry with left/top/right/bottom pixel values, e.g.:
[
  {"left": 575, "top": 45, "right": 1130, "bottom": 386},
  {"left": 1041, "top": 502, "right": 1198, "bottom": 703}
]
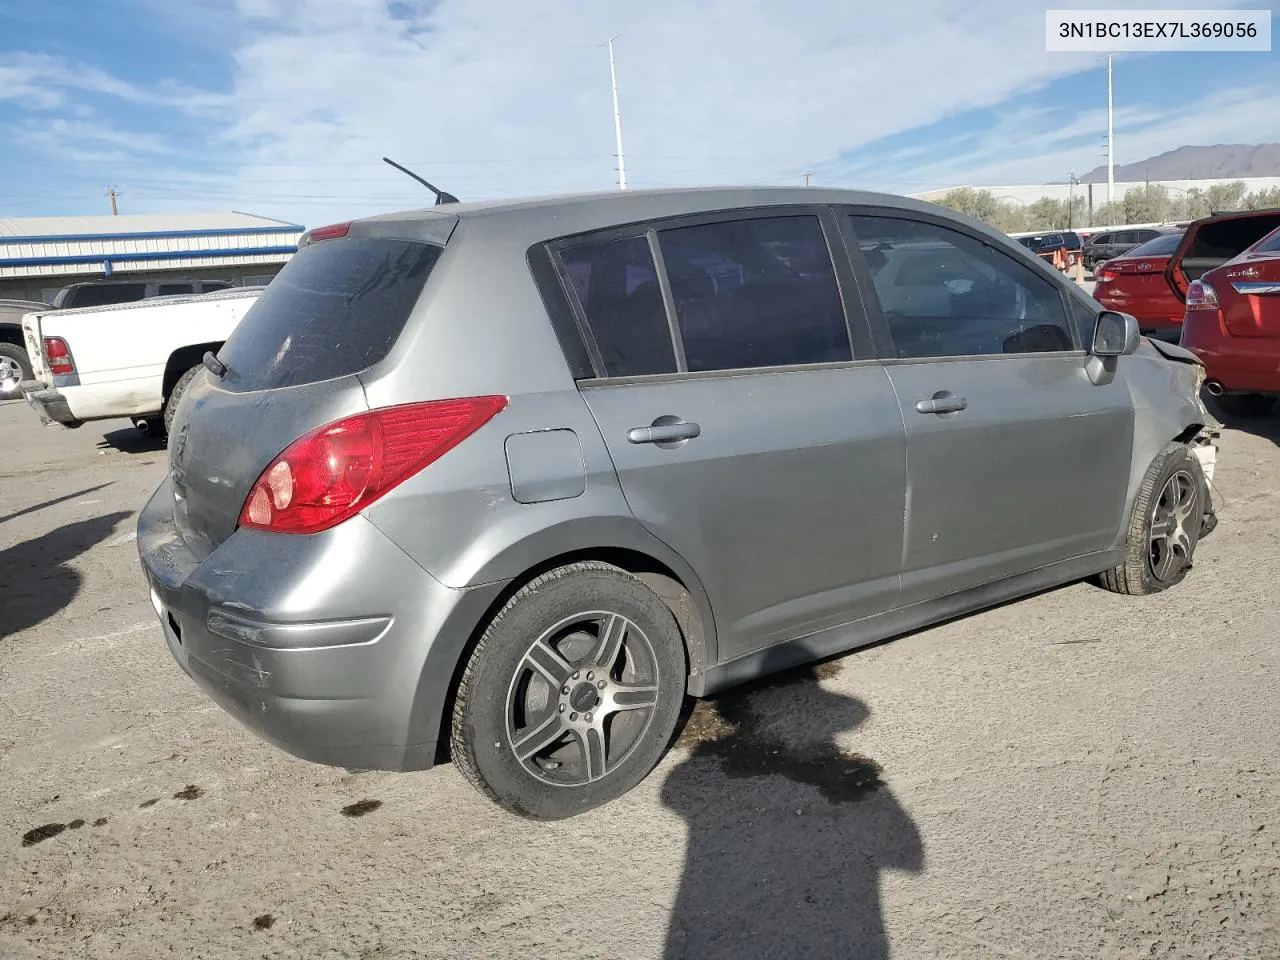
[{"left": 20, "top": 288, "right": 261, "bottom": 436}]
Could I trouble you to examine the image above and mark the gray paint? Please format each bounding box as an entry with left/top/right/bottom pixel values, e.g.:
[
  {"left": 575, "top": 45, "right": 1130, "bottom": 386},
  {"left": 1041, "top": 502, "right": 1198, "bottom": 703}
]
[
  {"left": 505, "top": 429, "right": 586, "bottom": 504},
  {"left": 136, "top": 185, "right": 1211, "bottom": 775}
]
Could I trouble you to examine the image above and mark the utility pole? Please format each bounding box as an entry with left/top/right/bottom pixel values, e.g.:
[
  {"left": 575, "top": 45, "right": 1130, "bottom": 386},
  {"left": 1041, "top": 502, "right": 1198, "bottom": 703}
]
[
  {"left": 1106, "top": 56, "right": 1115, "bottom": 207},
  {"left": 804, "top": 172, "right": 811, "bottom": 187},
  {"left": 106, "top": 186, "right": 120, "bottom": 215},
  {"left": 605, "top": 37, "right": 627, "bottom": 190}
]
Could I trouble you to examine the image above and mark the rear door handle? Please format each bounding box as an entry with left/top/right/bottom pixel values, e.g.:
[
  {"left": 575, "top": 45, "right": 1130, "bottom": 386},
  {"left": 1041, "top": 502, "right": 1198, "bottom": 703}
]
[
  {"left": 627, "top": 420, "right": 701, "bottom": 444},
  {"left": 915, "top": 392, "right": 968, "bottom": 415}
]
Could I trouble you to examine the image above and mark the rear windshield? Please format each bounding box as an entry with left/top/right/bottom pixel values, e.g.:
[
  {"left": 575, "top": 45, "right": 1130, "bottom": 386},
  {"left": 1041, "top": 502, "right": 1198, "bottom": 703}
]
[
  {"left": 67, "top": 283, "right": 147, "bottom": 308},
  {"left": 1188, "top": 214, "right": 1280, "bottom": 261},
  {"left": 1123, "top": 232, "right": 1183, "bottom": 257},
  {"left": 216, "top": 237, "right": 442, "bottom": 392}
]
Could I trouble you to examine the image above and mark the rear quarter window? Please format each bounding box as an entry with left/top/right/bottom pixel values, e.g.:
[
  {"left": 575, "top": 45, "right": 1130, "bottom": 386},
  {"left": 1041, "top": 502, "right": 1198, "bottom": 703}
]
[{"left": 216, "top": 237, "right": 442, "bottom": 392}]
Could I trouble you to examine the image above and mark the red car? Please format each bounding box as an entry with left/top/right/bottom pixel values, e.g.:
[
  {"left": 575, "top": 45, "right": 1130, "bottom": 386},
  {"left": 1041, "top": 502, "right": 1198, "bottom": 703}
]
[
  {"left": 1093, "top": 230, "right": 1184, "bottom": 339},
  {"left": 1174, "top": 210, "right": 1280, "bottom": 416}
]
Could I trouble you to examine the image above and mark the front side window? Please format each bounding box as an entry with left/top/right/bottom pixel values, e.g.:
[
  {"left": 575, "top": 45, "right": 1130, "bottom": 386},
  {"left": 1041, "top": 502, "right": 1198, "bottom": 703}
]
[
  {"left": 657, "top": 215, "right": 851, "bottom": 372},
  {"left": 558, "top": 236, "right": 675, "bottom": 378},
  {"left": 849, "top": 215, "right": 1074, "bottom": 359}
]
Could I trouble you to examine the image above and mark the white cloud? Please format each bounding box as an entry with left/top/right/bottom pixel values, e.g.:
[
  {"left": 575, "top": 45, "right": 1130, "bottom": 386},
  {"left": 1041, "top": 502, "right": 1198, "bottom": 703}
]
[{"left": 1, "top": 0, "right": 1270, "bottom": 222}]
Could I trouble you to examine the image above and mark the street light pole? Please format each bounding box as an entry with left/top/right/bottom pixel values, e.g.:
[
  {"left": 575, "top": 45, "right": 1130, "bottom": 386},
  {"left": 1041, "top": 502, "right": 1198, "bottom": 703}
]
[
  {"left": 606, "top": 37, "right": 627, "bottom": 190},
  {"left": 1107, "top": 55, "right": 1115, "bottom": 207}
]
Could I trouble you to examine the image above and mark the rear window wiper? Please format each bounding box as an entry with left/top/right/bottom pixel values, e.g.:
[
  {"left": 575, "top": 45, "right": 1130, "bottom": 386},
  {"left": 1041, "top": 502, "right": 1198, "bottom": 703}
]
[{"left": 203, "top": 351, "right": 228, "bottom": 378}]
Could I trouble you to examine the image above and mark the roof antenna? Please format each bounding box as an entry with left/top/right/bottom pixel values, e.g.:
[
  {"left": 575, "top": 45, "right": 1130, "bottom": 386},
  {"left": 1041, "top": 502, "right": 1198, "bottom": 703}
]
[{"left": 382, "top": 156, "right": 459, "bottom": 205}]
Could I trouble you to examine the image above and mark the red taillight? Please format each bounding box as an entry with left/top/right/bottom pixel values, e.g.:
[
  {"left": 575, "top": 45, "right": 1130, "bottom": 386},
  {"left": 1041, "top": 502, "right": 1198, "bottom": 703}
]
[
  {"left": 1186, "top": 280, "right": 1220, "bottom": 311},
  {"left": 299, "top": 222, "right": 351, "bottom": 247},
  {"left": 1097, "top": 266, "right": 1118, "bottom": 282},
  {"left": 43, "top": 337, "right": 74, "bottom": 375},
  {"left": 238, "top": 396, "right": 508, "bottom": 534}
]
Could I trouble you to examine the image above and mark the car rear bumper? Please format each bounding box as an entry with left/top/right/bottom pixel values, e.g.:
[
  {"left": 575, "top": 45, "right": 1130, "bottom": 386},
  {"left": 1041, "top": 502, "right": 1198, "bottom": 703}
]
[
  {"left": 136, "top": 477, "right": 507, "bottom": 772},
  {"left": 19, "top": 380, "right": 82, "bottom": 427},
  {"left": 1180, "top": 311, "right": 1280, "bottom": 394}
]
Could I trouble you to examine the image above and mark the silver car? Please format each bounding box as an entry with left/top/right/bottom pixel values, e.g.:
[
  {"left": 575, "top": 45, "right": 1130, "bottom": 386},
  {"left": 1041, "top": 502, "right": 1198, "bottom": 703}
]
[{"left": 137, "top": 188, "right": 1220, "bottom": 820}]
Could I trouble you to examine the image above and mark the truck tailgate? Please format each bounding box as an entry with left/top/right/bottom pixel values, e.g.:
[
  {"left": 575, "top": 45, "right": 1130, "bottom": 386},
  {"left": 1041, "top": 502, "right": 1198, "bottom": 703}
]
[{"left": 21, "top": 311, "right": 49, "bottom": 383}]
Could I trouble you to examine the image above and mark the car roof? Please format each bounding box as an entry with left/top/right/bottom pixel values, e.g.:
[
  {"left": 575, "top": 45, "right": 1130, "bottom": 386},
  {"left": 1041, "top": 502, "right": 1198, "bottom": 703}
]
[{"left": 353, "top": 186, "right": 1013, "bottom": 247}]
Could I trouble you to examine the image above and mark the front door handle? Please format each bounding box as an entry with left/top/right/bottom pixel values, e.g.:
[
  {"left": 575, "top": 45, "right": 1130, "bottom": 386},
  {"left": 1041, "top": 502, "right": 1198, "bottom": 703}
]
[
  {"left": 627, "top": 420, "right": 701, "bottom": 444},
  {"left": 915, "top": 392, "right": 968, "bottom": 415}
]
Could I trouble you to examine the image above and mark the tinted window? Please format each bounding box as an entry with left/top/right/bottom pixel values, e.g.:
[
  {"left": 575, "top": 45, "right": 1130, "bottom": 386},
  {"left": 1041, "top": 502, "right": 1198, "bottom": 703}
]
[
  {"left": 158, "top": 283, "right": 195, "bottom": 296},
  {"left": 201, "top": 281, "right": 233, "bottom": 293},
  {"left": 558, "top": 235, "right": 676, "bottom": 378},
  {"left": 658, "top": 215, "right": 851, "bottom": 372},
  {"left": 1254, "top": 226, "right": 1280, "bottom": 253},
  {"left": 1063, "top": 233, "right": 1082, "bottom": 249},
  {"left": 1124, "top": 232, "right": 1183, "bottom": 257},
  {"left": 1089, "top": 233, "right": 1112, "bottom": 246},
  {"left": 70, "top": 283, "right": 146, "bottom": 308},
  {"left": 217, "top": 237, "right": 441, "bottom": 392},
  {"left": 1113, "top": 231, "right": 1138, "bottom": 245},
  {"left": 849, "top": 215, "right": 1074, "bottom": 359}
]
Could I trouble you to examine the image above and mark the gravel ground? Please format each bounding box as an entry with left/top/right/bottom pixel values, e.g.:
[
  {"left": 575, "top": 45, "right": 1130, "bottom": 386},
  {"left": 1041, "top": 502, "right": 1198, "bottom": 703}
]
[{"left": 1, "top": 396, "right": 1276, "bottom": 960}]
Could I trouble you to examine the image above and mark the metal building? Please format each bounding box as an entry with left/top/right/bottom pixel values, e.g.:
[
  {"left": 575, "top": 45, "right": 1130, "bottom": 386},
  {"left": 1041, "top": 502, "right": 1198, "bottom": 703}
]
[{"left": 0, "top": 212, "right": 305, "bottom": 303}]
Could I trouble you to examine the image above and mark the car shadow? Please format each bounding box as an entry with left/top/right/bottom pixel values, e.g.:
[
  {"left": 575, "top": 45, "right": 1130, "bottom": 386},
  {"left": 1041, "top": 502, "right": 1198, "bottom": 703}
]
[
  {"left": 1210, "top": 409, "right": 1280, "bottom": 447},
  {"left": 98, "top": 426, "right": 166, "bottom": 454},
  {"left": 0, "top": 511, "right": 132, "bottom": 640},
  {"left": 661, "top": 658, "right": 924, "bottom": 959}
]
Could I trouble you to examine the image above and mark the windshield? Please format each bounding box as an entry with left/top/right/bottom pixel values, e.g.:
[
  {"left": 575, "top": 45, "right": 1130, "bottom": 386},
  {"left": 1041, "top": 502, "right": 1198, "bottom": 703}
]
[
  {"left": 216, "top": 236, "right": 443, "bottom": 391},
  {"left": 1122, "top": 232, "right": 1183, "bottom": 257}
]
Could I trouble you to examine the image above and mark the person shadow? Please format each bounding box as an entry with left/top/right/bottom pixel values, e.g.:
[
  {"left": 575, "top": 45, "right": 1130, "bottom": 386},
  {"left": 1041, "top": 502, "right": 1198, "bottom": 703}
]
[{"left": 661, "top": 660, "right": 924, "bottom": 960}]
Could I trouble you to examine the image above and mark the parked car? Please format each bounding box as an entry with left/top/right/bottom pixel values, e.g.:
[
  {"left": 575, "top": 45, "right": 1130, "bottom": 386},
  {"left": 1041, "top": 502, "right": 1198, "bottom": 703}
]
[
  {"left": 50, "top": 278, "right": 234, "bottom": 310},
  {"left": 1176, "top": 209, "right": 1280, "bottom": 416},
  {"left": 20, "top": 288, "right": 261, "bottom": 435},
  {"left": 1093, "top": 231, "right": 1186, "bottom": 339},
  {"left": 137, "top": 188, "right": 1220, "bottom": 820},
  {"left": 0, "top": 298, "right": 53, "bottom": 400},
  {"left": 1083, "top": 228, "right": 1172, "bottom": 270},
  {"left": 1016, "top": 231, "right": 1082, "bottom": 270}
]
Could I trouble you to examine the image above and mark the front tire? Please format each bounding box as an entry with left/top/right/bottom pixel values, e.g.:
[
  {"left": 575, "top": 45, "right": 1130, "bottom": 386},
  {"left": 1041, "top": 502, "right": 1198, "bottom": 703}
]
[
  {"left": 1098, "top": 442, "right": 1205, "bottom": 596},
  {"left": 450, "top": 562, "right": 687, "bottom": 820}
]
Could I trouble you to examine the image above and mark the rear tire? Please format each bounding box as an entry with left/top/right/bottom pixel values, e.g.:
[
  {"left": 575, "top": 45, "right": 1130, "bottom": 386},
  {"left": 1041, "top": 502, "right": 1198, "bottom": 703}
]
[
  {"left": 163, "top": 365, "right": 201, "bottom": 435},
  {"left": 1209, "top": 392, "right": 1274, "bottom": 419},
  {"left": 0, "top": 342, "right": 32, "bottom": 400},
  {"left": 450, "top": 562, "right": 687, "bottom": 820},
  {"left": 1098, "top": 442, "right": 1205, "bottom": 596}
]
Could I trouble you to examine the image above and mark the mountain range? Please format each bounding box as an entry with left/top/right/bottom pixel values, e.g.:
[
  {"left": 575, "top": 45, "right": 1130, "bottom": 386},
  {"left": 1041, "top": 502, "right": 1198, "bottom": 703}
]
[{"left": 1079, "top": 143, "right": 1280, "bottom": 183}]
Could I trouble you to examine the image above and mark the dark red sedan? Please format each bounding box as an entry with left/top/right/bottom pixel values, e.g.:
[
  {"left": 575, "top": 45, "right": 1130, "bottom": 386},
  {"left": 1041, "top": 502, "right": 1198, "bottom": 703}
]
[
  {"left": 1180, "top": 221, "right": 1280, "bottom": 416},
  {"left": 1093, "top": 230, "right": 1184, "bottom": 339}
]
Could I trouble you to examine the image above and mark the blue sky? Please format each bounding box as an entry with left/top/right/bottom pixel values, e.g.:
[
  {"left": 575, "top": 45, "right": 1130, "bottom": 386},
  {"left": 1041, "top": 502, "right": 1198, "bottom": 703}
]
[{"left": 1, "top": 0, "right": 1278, "bottom": 227}]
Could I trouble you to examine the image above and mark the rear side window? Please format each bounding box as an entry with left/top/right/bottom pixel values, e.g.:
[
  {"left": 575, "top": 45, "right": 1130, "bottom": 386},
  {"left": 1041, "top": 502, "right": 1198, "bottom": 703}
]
[
  {"left": 71, "top": 283, "right": 146, "bottom": 308},
  {"left": 558, "top": 236, "right": 676, "bottom": 378},
  {"left": 657, "top": 215, "right": 851, "bottom": 372},
  {"left": 217, "top": 237, "right": 441, "bottom": 391}
]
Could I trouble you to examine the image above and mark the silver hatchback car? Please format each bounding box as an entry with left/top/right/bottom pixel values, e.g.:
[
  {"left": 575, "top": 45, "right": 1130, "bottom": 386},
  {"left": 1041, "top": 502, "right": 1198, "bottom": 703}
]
[{"left": 137, "top": 188, "right": 1220, "bottom": 819}]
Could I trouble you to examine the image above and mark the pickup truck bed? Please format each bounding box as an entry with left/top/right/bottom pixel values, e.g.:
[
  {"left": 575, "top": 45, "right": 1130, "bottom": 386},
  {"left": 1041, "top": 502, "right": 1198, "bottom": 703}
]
[{"left": 20, "top": 288, "right": 261, "bottom": 434}]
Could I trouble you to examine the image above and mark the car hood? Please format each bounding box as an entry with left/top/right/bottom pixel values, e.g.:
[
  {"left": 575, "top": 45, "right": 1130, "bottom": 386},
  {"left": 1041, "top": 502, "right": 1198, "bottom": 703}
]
[{"left": 1142, "top": 336, "right": 1202, "bottom": 367}]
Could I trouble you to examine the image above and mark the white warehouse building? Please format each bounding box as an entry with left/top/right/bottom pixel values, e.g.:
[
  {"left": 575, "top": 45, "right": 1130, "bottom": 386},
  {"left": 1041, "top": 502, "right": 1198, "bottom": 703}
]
[
  {"left": 0, "top": 212, "right": 306, "bottom": 304},
  {"left": 910, "top": 175, "right": 1280, "bottom": 209}
]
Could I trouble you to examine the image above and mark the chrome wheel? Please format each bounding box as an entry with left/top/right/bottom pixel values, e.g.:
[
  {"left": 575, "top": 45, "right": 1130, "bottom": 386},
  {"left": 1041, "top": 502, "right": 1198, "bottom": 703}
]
[
  {"left": 505, "top": 611, "right": 660, "bottom": 787},
  {"left": 1148, "top": 469, "right": 1199, "bottom": 582},
  {"left": 0, "top": 354, "right": 23, "bottom": 397}
]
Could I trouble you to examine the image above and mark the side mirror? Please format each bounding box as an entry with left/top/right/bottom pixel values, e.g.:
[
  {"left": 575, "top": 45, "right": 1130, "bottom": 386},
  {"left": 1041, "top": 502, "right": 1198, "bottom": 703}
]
[
  {"left": 1086, "top": 310, "right": 1141, "bottom": 386},
  {"left": 1092, "top": 310, "right": 1140, "bottom": 357}
]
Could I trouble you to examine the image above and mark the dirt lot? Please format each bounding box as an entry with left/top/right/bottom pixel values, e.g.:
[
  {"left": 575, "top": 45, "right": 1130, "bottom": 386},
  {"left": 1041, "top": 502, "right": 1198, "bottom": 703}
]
[{"left": 1, "top": 397, "right": 1277, "bottom": 960}]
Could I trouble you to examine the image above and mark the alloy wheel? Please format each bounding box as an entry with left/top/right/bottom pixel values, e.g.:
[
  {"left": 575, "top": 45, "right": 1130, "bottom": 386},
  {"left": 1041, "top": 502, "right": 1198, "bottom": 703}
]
[
  {"left": 1148, "top": 469, "right": 1198, "bottom": 582},
  {"left": 505, "top": 611, "right": 660, "bottom": 787}
]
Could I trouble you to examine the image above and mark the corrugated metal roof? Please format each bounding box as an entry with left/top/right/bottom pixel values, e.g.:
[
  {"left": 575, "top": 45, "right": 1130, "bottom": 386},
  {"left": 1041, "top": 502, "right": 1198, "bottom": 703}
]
[{"left": 0, "top": 211, "right": 302, "bottom": 238}]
